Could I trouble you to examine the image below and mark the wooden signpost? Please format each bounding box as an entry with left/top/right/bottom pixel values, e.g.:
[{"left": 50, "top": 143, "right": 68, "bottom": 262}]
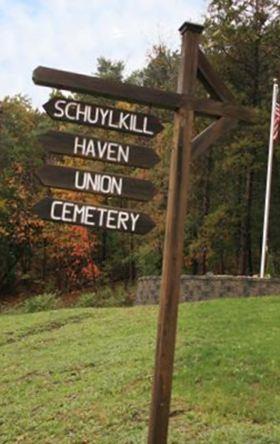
[
  {"left": 39, "top": 131, "right": 160, "bottom": 169},
  {"left": 43, "top": 97, "right": 163, "bottom": 136},
  {"left": 33, "top": 60, "right": 162, "bottom": 239},
  {"left": 33, "top": 21, "right": 255, "bottom": 444}
]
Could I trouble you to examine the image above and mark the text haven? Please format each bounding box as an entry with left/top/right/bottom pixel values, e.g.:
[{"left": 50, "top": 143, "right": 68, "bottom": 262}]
[
  {"left": 74, "top": 136, "right": 129, "bottom": 163},
  {"left": 51, "top": 200, "right": 139, "bottom": 232},
  {"left": 39, "top": 130, "right": 161, "bottom": 169}
]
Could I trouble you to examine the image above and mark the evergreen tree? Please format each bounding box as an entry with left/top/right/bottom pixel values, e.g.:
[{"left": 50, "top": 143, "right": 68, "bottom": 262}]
[{"left": 190, "top": 0, "right": 280, "bottom": 275}]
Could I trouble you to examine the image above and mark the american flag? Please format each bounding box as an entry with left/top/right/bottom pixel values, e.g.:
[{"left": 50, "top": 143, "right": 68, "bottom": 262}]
[{"left": 273, "top": 98, "right": 280, "bottom": 142}]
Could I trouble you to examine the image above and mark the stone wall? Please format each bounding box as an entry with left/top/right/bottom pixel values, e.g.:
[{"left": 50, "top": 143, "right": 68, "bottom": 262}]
[{"left": 136, "top": 275, "right": 280, "bottom": 305}]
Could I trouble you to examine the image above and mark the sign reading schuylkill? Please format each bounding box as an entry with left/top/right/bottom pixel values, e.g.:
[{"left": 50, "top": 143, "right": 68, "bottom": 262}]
[
  {"left": 36, "top": 165, "right": 156, "bottom": 201},
  {"left": 33, "top": 197, "right": 155, "bottom": 235},
  {"left": 43, "top": 98, "right": 163, "bottom": 137},
  {"left": 39, "top": 131, "right": 160, "bottom": 169}
]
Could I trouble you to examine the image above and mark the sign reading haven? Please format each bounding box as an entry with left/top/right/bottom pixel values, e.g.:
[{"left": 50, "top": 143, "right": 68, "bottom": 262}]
[
  {"left": 43, "top": 98, "right": 163, "bottom": 137},
  {"left": 39, "top": 131, "right": 160, "bottom": 169}
]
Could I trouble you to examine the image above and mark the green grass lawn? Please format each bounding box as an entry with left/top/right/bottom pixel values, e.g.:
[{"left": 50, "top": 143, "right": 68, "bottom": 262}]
[{"left": 0, "top": 296, "right": 280, "bottom": 443}]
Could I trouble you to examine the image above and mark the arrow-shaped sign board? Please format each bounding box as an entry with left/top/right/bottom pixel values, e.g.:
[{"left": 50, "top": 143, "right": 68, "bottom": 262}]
[
  {"left": 43, "top": 98, "right": 163, "bottom": 137},
  {"left": 39, "top": 131, "right": 160, "bottom": 169},
  {"left": 33, "top": 197, "right": 155, "bottom": 235},
  {"left": 36, "top": 165, "right": 157, "bottom": 202}
]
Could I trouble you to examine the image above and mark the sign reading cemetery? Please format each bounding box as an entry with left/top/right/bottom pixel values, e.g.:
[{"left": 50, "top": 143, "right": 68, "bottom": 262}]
[
  {"left": 36, "top": 165, "right": 157, "bottom": 201},
  {"left": 33, "top": 197, "right": 155, "bottom": 234},
  {"left": 39, "top": 131, "right": 160, "bottom": 169},
  {"left": 43, "top": 97, "right": 163, "bottom": 137}
]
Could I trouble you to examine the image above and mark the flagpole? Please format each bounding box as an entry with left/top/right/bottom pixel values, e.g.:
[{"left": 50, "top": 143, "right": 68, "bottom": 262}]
[{"left": 260, "top": 79, "right": 279, "bottom": 278}]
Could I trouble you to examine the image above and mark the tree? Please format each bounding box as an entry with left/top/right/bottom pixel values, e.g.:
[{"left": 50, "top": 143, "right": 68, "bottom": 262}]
[
  {"left": 128, "top": 44, "right": 179, "bottom": 91},
  {"left": 0, "top": 95, "right": 100, "bottom": 294},
  {"left": 95, "top": 57, "right": 125, "bottom": 81},
  {"left": 196, "top": 0, "right": 280, "bottom": 274},
  {"left": 0, "top": 96, "right": 43, "bottom": 292}
]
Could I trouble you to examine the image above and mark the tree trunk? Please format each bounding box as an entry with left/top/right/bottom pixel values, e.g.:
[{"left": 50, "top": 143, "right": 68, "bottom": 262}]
[
  {"left": 239, "top": 167, "right": 254, "bottom": 275},
  {"left": 201, "top": 149, "right": 212, "bottom": 273}
]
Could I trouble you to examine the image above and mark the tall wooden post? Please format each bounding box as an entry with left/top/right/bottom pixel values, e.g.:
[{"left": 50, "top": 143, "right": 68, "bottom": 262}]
[
  {"left": 32, "top": 21, "right": 255, "bottom": 442},
  {"left": 148, "top": 22, "right": 204, "bottom": 444}
]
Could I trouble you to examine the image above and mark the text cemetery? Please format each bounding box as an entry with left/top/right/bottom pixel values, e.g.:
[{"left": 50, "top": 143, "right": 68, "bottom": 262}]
[
  {"left": 33, "top": 198, "right": 155, "bottom": 234},
  {"left": 50, "top": 200, "right": 140, "bottom": 230}
]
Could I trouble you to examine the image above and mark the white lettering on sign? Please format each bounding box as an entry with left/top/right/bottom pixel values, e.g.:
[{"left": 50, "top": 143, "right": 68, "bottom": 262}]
[
  {"left": 72, "top": 204, "right": 85, "bottom": 222},
  {"left": 50, "top": 200, "right": 62, "bottom": 220},
  {"left": 54, "top": 100, "right": 155, "bottom": 135},
  {"left": 106, "top": 209, "right": 118, "bottom": 229},
  {"left": 99, "top": 108, "right": 109, "bottom": 125},
  {"left": 131, "top": 213, "right": 140, "bottom": 231},
  {"left": 53, "top": 100, "right": 65, "bottom": 118},
  {"left": 118, "top": 112, "right": 129, "bottom": 130},
  {"left": 107, "top": 110, "right": 119, "bottom": 129},
  {"left": 86, "top": 106, "right": 98, "bottom": 124},
  {"left": 49, "top": 200, "right": 140, "bottom": 232},
  {"left": 64, "top": 102, "right": 77, "bottom": 121},
  {"left": 83, "top": 206, "right": 95, "bottom": 226},
  {"left": 62, "top": 202, "right": 73, "bottom": 222},
  {"left": 97, "top": 207, "right": 106, "bottom": 226},
  {"left": 74, "top": 171, "right": 123, "bottom": 195},
  {"left": 73, "top": 137, "right": 130, "bottom": 163},
  {"left": 143, "top": 117, "right": 154, "bottom": 136},
  {"left": 117, "top": 211, "right": 130, "bottom": 230}
]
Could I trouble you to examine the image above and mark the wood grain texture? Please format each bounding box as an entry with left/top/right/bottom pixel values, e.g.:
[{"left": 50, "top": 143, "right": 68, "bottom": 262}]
[
  {"left": 192, "top": 117, "right": 238, "bottom": 158},
  {"left": 33, "top": 66, "right": 255, "bottom": 122},
  {"left": 191, "top": 98, "right": 255, "bottom": 122},
  {"left": 33, "top": 66, "right": 181, "bottom": 110},
  {"left": 33, "top": 197, "right": 155, "bottom": 235},
  {"left": 38, "top": 131, "right": 160, "bottom": 169},
  {"left": 148, "top": 23, "right": 203, "bottom": 444},
  {"left": 36, "top": 164, "right": 157, "bottom": 202},
  {"left": 197, "top": 49, "right": 235, "bottom": 102},
  {"left": 43, "top": 97, "right": 163, "bottom": 137}
]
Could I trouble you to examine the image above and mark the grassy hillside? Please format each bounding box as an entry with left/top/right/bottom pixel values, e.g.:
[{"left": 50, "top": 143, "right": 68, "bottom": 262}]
[{"left": 0, "top": 296, "right": 280, "bottom": 443}]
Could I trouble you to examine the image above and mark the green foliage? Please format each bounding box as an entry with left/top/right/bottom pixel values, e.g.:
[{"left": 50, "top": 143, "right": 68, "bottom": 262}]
[
  {"left": 0, "top": 96, "right": 100, "bottom": 294},
  {"left": 186, "top": 0, "right": 280, "bottom": 275},
  {"left": 0, "top": 96, "right": 44, "bottom": 292},
  {"left": 74, "top": 292, "right": 97, "bottom": 308},
  {"left": 20, "top": 293, "right": 58, "bottom": 313},
  {"left": 75, "top": 284, "right": 133, "bottom": 308},
  {"left": 129, "top": 44, "right": 179, "bottom": 91},
  {"left": 0, "top": 297, "right": 280, "bottom": 442},
  {"left": 95, "top": 56, "right": 125, "bottom": 81},
  {"left": 204, "top": 0, "right": 279, "bottom": 105},
  {"left": 188, "top": 205, "right": 238, "bottom": 273},
  {"left": 135, "top": 244, "right": 162, "bottom": 276}
]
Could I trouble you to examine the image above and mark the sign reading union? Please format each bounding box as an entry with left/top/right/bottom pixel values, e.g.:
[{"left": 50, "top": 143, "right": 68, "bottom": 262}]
[
  {"left": 33, "top": 197, "right": 155, "bottom": 235},
  {"left": 36, "top": 165, "right": 157, "bottom": 201},
  {"left": 43, "top": 98, "right": 163, "bottom": 137}
]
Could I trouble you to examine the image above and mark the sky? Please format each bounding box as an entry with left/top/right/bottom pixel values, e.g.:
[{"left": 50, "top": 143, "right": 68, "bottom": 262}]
[{"left": 0, "top": 0, "right": 206, "bottom": 108}]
